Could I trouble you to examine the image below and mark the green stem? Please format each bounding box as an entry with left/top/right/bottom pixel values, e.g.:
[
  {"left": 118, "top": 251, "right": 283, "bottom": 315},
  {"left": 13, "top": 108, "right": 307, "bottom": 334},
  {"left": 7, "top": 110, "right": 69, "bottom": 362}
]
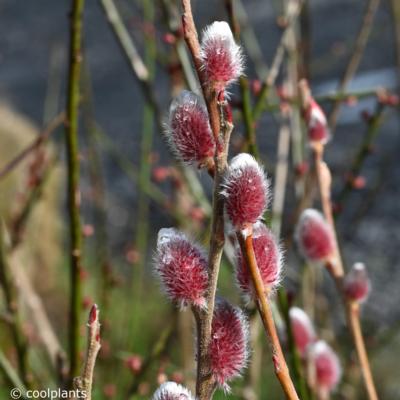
[
  {"left": 225, "top": 0, "right": 259, "bottom": 157},
  {"left": 335, "top": 103, "right": 385, "bottom": 211},
  {"left": 81, "top": 64, "right": 112, "bottom": 315},
  {"left": 240, "top": 76, "right": 259, "bottom": 157},
  {"left": 65, "top": 0, "right": 85, "bottom": 381},
  {"left": 134, "top": 0, "right": 156, "bottom": 274}
]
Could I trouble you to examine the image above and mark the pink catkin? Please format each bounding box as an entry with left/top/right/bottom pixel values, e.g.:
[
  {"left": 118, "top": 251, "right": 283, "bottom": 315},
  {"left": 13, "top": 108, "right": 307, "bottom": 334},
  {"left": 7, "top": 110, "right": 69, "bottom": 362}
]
[
  {"left": 209, "top": 299, "right": 249, "bottom": 389},
  {"left": 289, "top": 307, "right": 316, "bottom": 357},
  {"left": 295, "top": 209, "right": 335, "bottom": 262},
  {"left": 155, "top": 228, "right": 208, "bottom": 309},
  {"left": 343, "top": 262, "right": 370, "bottom": 303},
  {"left": 200, "top": 21, "right": 244, "bottom": 92},
  {"left": 152, "top": 382, "right": 194, "bottom": 400},
  {"left": 236, "top": 222, "right": 282, "bottom": 300},
  {"left": 309, "top": 341, "right": 342, "bottom": 393},
  {"left": 222, "top": 153, "right": 269, "bottom": 231},
  {"left": 167, "top": 91, "right": 215, "bottom": 166},
  {"left": 304, "top": 99, "right": 330, "bottom": 144}
]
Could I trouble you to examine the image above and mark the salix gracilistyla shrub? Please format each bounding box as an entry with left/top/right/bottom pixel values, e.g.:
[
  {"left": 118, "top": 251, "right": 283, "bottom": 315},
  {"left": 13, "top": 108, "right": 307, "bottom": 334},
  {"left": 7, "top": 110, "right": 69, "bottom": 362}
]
[
  {"left": 152, "top": 18, "right": 253, "bottom": 397},
  {"left": 153, "top": 15, "right": 302, "bottom": 400}
]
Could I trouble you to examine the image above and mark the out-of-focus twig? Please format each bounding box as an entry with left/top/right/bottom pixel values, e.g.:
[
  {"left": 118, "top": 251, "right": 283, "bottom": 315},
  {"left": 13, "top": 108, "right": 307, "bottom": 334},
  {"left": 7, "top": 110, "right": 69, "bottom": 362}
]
[
  {"left": 390, "top": 0, "right": 400, "bottom": 88},
  {"left": 252, "top": 0, "right": 303, "bottom": 121},
  {"left": 99, "top": 0, "right": 162, "bottom": 132},
  {"left": 126, "top": 314, "right": 176, "bottom": 398},
  {"left": 0, "top": 225, "right": 30, "bottom": 387},
  {"left": 233, "top": 0, "right": 269, "bottom": 78},
  {"left": 159, "top": 0, "right": 199, "bottom": 92},
  {"left": 328, "top": 0, "right": 380, "bottom": 132},
  {"left": 9, "top": 249, "right": 67, "bottom": 380},
  {"left": 335, "top": 102, "right": 385, "bottom": 211},
  {"left": 225, "top": 0, "right": 258, "bottom": 157},
  {"left": 10, "top": 157, "right": 58, "bottom": 249},
  {"left": 0, "top": 112, "right": 65, "bottom": 181},
  {"left": 99, "top": 0, "right": 208, "bottom": 225},
  {"left": 134, "top": 0, "right": 156, "bottom": 274},
  {"left": 300, "top": 80, "right": 379, "bottom": 400},
  {"left": 81, "top": 65, "right": 112, "bottom": 315},
  {"left": 271, "top": 110, "right": 291, "bottom": 237},
  {"left": 0, "top": 348, "right": 27, "bottom": 394},
  {"left": 65, "top": 0, "right": 85, "bottom": 380}
]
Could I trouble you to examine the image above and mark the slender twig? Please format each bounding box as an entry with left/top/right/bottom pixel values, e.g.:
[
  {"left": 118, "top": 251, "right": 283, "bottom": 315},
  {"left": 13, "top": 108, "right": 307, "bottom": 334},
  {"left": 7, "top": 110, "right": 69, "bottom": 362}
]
[
  {"left": 73, "top": 305, "right": 101, "bottom": 400},
  {"left": 135, "top": 0, "right": 156, "bottom": 273},
  {"left": 237, "top": 231, "right": 299, "bottom": 400},
  {"left": 0, "top": 225, "right": 30, "bottom": 387},
  {"left": 2, "top": 175, "right": 67, "bottom": 378},
  {"left": 225, "top": 0, "right": 258, "bottom": 157},
  {"left": 233, "top": 0, "right": 269, "bottom": 78},
  {"left": 65, "top": 0, "right": 85, "bottom": 380},
  {"left": 11, "top": 157, "right": 58, "bottom": 249},
  {"left": 99, "top": 0, "right": 209, "bottom": 221},
  {"left": 81, "top": 65, "right": 112, "bottom": 315},
  {"left": 335, "top": 102, "right": 385, "bottom": 211},
  {"left": 159, "top": 0, "right": 199, "bottom": 92},
  {"left": 99, "top": 0, "right": 162, "bottom": 132},
  {"left": 180, "top": 2, "right": 232, "bottom": 399},
  {"left": 252, "top": 0, "right": 302, "bottom": 121},
  {"left": 126, "top": 314, "right": 176, "bottom": 398},
  {"left": 0, "top": 112, "right": 65, "bottom": 181},
  {"left": 192, "top": 115, "right": 233, "bottom": 400},
  {"left": 9, "top": 249, "right": 67, "bottom": 377},
  {"left": 328, "top": 0, "right": 380, "bottom": 132},
  {"left": 390, "top": 0, "right": 400, "bottom": 88},
  {"left": 299, "top": 81, "right": 379, "bottom": 400},
  {"left": 0, "top": 348, "right": 27, "bottom": 395},
  {"left": 257, "top": 88, "right": 384, "bottom": 114}
]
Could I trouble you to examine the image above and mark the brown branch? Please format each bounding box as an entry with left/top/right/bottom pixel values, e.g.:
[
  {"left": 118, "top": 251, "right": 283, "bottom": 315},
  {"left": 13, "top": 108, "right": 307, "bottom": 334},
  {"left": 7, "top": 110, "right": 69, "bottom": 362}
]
[
  {"left": 299, "top": 81, "right": 379, "bottom": 400},
  {"left": 73, "top": 304, "right": 101, "bottom": 400},
  {"left": 193, "top": 115, "right": 233, "bottom": 400},
  {"left": 180, "top": 2, "right": 233, "bottom": 399},
  {"left": 237, "top": 231, "right": 299, "bottom": 400},
  {"left": 346, "top": 301, "right": 378, "bottom": 400},
  {"left": 0, "top": 112, "right": 65, "bottom": 181}
]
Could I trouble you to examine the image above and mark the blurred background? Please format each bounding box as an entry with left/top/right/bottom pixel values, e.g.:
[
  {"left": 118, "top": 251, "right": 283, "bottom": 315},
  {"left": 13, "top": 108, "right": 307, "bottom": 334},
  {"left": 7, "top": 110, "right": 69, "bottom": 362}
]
[{"left": 0, "top": 0, "right": 399, "bottom": 399}]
